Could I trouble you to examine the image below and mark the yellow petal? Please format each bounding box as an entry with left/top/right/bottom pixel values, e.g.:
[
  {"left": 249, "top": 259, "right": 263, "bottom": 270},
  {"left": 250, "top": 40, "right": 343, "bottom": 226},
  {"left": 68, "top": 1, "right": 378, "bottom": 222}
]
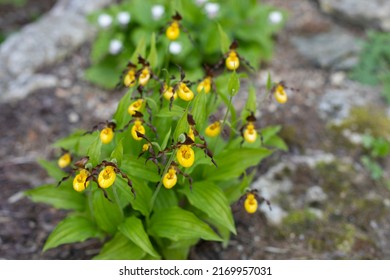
[
  {"left": 176, "top": 145, "right": 195, "bottom": 168},
  {"left": 98, "top": 166, "right": 116, "bottom": 189},
  {"left": 100, "top": 127, "right": 114, "bottom": 144}
]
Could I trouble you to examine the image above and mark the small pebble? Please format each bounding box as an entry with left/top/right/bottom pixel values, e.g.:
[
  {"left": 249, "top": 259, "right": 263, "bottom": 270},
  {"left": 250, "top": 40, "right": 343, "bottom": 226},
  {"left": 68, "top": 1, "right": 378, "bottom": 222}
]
[
  {"left": 330, "top": 71, "right": 346, "bottom": 86},
  {"left": 68, "top": 112, "right": 80, "bottom": 123}
]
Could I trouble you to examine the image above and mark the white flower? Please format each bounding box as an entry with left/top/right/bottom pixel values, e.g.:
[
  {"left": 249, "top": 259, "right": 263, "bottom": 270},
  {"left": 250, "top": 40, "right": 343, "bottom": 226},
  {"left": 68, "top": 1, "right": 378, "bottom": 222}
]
[
  {"left": 117, "top": 11, "right": 131, "bottom": 26},
  {"left": 195, "top": 0, "right": 207, "bottom": 6},
  {"left": 268, "top": 11, "right": 283, "bottom": 24},
  {"left": 109, "top": 39, "right": 123, "bottom": 55},
  {"left": 98, "top": 13, "right": 113, "bottom": 28},
  {"left": 151, "top": 5, "right": 165, "bottom": 20},
  {"left": 169, "top": 42, "right": 182, "bottom": 55},
  {"left": 204, "top": 2, "right": 220, "bottom": 19}
]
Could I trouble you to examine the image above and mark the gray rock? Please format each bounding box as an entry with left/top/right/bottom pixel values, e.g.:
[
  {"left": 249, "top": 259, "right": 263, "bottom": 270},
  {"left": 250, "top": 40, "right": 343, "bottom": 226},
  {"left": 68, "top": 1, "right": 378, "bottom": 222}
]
[
  {"left": 291, "top": 28, "right": 362, "bottom": 70},
  {"left": 252, "top": 151, "right": 338, "bottom": 225},
  {"left": 0, "top": 0, "right": 113, "bottom": 103},
  {"left": 319, "top": 0, "right": 390, "bottom": 31},
  {"left": 5, "top": 74, "right": 58, "bottom": 101},
  {"left": 317, "top": 80, "right": 382, "bottom": 124},
  {"left": 306, "top": 185, "right": 328, "bottom": 204}
]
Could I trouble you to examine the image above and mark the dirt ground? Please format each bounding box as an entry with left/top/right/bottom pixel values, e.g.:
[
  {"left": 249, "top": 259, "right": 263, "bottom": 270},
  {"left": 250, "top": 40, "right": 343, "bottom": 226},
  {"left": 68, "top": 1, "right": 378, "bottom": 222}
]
[{"left": 1, "top": 0, "right": 390, "bottom": 260}]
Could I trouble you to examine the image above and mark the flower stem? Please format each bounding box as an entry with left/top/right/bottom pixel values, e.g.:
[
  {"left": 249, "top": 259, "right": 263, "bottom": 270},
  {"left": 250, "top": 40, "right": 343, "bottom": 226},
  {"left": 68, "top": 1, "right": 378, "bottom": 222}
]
[
  {"left": 215, "top": 95, "right": 233, "bottom": 148},
  {"left": 149, "top": 150, "right": 177, "bottom": 212}
]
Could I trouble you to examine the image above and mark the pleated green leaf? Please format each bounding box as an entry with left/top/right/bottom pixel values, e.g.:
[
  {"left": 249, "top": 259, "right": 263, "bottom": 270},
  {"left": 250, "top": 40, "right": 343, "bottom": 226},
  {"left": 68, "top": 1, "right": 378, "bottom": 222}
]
[
  {"left": 153, "top": 187, "right": 178, "bottom": 210},
  {"left": 25, "top": 184, "right": 86, "bottom": 211},
  {"left": 37, "top": 159, "right": 68, "bottom": 181},
  {"left": 218, "top": 23, "right": 230, "bottom": 54},
  {"left": 180, "top": 181, "right": 236, "bottom": 234},
  {"left": 148, "top": 207, "right": 222, "bottom": 242},
  {"left": 191, "top": 89, "right": 207, "bottom": 131},
  {"left": 92, "top": 190, "right": 124, "bottom": 234},
  {"left": 204, "top": 148, "right": 272, "bottom": 181},
  {"left": 43, "top": 215, "right": 104, "bottom": 252},
  {"left": 115, "top": 177, "right": 152, "bottom": 216},
  {"left": 118, "top": 216, "right": 159, "bottom": 258},
  {"left": 93, "top": 233, "right": 146, "bottom": 260},
  {"left": 87, "top": 135, "right": 102, "bottom": 166},
  {"left": 147, "top": 33, "right": 158, "bottom": 69},
  {"left": 121, "top": 156, "right": 160, "bottom": 183},
  {"left": 52, "top": 130, "right": 96, "bottom": 155},
  {"left": 173, "top": 110, "right": 189, "bottom": 142},
  {"left": 110, "top": 138, "right": 123, "bottom": 167}
]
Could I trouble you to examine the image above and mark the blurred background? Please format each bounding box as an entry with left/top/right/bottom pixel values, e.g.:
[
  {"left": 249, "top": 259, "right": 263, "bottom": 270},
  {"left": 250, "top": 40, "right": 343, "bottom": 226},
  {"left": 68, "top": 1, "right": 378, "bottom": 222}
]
[{"left": 1, "top": 0, "right": 390, "bottom": 259}]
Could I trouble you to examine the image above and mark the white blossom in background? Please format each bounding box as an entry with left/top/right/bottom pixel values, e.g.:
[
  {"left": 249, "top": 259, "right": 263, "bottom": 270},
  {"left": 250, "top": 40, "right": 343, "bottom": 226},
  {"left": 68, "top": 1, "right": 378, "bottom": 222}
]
[
  {"left": 109, "top": 39, "right": 123, "bottom": 55},
  {"left": 268, "top": 11, "right": 283, "bottom": 24},
  {"left": 169, "top": 42, "right": 182, "bottom": 55},
  {"left": 117, "top": 11, "right": 131, "bottom": 26},
  {"left": 195, "top": 0, "right": 207, "bottom": 6},
  {"left": 151, "top": 5, "right": 165, "bottom": 20},
  {"left": 204, "top": 2, "right": 220, "bottom": 19},
  {"left": 98, "top": 13, "right": 113, "bottom": 28}
]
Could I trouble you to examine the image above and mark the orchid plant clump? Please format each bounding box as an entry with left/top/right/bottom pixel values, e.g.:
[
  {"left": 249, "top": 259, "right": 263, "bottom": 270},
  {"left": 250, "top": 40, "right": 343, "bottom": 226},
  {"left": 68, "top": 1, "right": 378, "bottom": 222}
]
[{"left": 26, "top": 0, "right": 293, "bottom": 260}]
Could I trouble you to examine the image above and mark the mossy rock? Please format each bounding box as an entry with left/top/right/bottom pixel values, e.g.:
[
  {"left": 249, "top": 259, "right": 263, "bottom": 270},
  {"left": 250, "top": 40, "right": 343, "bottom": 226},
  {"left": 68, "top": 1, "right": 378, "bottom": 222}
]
[
  {"left": 315, "top": 161, "right": 354, "bottom": 195},
  {"left": 309, "top": 223, "right": 376, "bottom": 257},
  {"left": 282, "top": 209, "right": 319, "bottom": 234},
  {"left": 331, "top": 106, "right": 390, "bottom": 138}
]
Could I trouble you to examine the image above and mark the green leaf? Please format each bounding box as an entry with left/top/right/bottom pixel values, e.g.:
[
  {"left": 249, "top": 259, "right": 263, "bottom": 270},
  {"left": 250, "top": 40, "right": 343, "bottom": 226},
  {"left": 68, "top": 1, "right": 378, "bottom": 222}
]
[
  {"left": 113, "top": 88, "right": 133, "bottom": 128},
  {"left": 213, "top": 223, "right": 231, "bottom": 248},
  {"left": 145, "top": 96, "right": 158, "bottom": 112},
  {"left": 156, "top": 105, "right": 185, "bottom": 118},
  {"left": 228, "top": 71, "right": 240, "bottom": 96},
  {"left": 242, "top": 85, "right": 257, "bottom": 120},
  {"left": 217, "top": 23, "right": 230, "bottom": 54},
  {"left": 148, "top": 207, "right": 222, "bottom": 242},
  {"left": 92, "top": 189, "right": 124, "bottom": 234},
  {"left": 121, "top": 156, "right": 160, "bottom": 182},
  {"left": 131, "top": 36, "right": 146, "bottom": 63},
  {"left": 191, "top": 90, "right": 207, "bottom": 131},
  {"left": 153, "top": 187, "right": 178, "bottom": 210},
  {"left": 43, "top": 215, "right": 104, "bottom": 252},
  {"left": 91, "top": 32, "right": 111, "bottom": 64},
  {"left": 131, "top": 178, "right": 153, "bottom": 216},
  {"left": 111, "top": 177, "right": 133, "bottom": 209},
  {"left": 161, "top": 128, "right": 172, "bottom": 150},
  {"left": 161, "top": 239, "right": 198, "bottom": 260},
  {"left": 115, "top": 177, "right": 152, "bottom": 216},
  {"left": 25, "top": 184, "right": 86, "bottom": 211},
  {"left": 173, "top": 109, "right": 189, "bottom": 142},
  {"left": 261, "top": 125, "right": 282, "bottom": 142},
  {"left": 37, "top": 159, "right": 67, "bottom": 181},
  {"left": 204, "top": 148, "right": 272, "bottom": 181},
  {"left": 52, "top": 130, "right": 96, "bottom": 155},
  {"left": 147, "top": 33, "right": 158, "bottom": 69},
  {"left": 261, "top": 126, "right": 288, "bottom": 151},
  {"left": 118, "top": 216, "right": 159, "bottom": 258},
  {"left": 84, "top": 64, "right": 120, "bottom": 89},
  {"left": 266, "top": 135, "right": 288, "bottom": 151},
  {"left": 110, "top": 138, "right": 123, "bottom": 167},
  {"left": 131, "top": 0, "right": 153, "bottom": 26},
  {"left": 87, "top": 135, "right": 102, "bottom": 166},
  {"left": 180, "top": 181, "right": 236, "bottom": 234},
  {"left": 222, "top": 172, "right": 255, "bottom": 204},
  {"left": 93, "top": 233, "right": 146, "bottom": 260}
]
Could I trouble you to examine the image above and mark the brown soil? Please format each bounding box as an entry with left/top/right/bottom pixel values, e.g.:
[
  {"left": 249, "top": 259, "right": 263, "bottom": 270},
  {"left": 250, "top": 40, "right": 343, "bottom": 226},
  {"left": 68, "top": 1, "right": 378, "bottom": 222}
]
[{"left": 1, "top": 0, "right": 390, "bottom": 260}]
